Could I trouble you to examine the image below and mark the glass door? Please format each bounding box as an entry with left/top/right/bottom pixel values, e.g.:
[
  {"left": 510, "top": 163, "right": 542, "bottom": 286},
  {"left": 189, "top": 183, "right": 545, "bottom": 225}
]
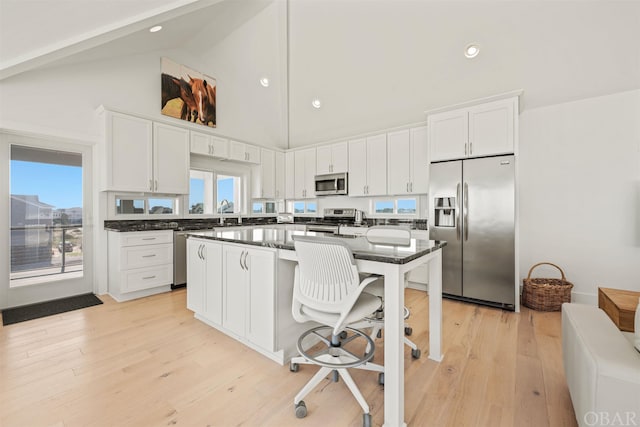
[{"left": 2, "top": 140, "right": 93, "bottom": 308}]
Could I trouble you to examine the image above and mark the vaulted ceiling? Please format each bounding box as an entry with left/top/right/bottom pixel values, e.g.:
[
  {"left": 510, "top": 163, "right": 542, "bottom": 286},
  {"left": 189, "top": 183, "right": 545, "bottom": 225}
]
[{"left": 1, "top": 0, "right": 639, "bottom": 146}]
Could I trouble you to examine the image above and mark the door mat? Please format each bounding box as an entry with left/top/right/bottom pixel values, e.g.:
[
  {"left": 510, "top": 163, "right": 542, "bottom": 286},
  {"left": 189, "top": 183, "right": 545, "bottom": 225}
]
[{"left": 1, "top": 293, "right": 103, "bottom": 326}]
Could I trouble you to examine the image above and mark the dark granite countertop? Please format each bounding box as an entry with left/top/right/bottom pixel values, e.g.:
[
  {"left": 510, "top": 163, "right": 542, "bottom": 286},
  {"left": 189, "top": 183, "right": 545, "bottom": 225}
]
[
  {"left": 187, "top": 228, "right": 445, "bottom": 265},
  {"left": 104, "top": 217, "right": 427, "bottom": 232}
]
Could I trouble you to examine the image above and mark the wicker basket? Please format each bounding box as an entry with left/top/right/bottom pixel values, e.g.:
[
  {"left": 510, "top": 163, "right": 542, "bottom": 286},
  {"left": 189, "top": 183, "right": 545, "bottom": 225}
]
[{"left": 522, "top": 262, "right": 573, "bottom": 311}]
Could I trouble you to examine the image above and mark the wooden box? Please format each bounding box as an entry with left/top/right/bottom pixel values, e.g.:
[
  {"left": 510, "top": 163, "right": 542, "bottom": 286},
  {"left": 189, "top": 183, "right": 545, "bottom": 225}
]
[{"left": 598, "top": 287, "right": 640, "bottom": 332}]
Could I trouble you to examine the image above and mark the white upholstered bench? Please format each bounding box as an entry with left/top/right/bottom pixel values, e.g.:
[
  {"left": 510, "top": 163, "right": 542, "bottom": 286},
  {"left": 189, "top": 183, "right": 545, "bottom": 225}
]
[{"left": 562, "top": 303, "right": 640, "bottom": 427}]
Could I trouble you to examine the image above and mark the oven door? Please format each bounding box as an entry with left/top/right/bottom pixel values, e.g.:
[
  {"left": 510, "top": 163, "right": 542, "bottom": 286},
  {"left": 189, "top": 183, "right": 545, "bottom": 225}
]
[{"left": 305, "top": 224, "right": 339, "bottom": 234}]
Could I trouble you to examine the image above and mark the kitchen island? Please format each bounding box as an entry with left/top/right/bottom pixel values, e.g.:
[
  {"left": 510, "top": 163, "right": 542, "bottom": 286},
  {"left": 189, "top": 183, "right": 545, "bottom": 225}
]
[{"left": 186, "top": 227, "right": 445, "bottom": 427}]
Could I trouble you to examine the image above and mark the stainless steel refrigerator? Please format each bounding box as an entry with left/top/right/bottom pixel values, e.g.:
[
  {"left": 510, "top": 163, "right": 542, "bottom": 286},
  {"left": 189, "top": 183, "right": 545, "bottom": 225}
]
[{"left": 429, "top": 155, "right": 515, "bottom": 309}]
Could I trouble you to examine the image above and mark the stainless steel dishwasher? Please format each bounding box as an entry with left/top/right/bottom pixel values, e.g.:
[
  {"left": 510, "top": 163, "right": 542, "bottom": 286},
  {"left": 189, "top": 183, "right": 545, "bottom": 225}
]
[{"left": 173, "top": 231, "right": 188, "bottom": 288}]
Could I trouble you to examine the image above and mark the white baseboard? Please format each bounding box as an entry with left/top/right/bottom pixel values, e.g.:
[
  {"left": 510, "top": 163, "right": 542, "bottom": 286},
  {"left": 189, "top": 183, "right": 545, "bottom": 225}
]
[{"left": 571, "top": 291, "right": 598, "bottom": 306}]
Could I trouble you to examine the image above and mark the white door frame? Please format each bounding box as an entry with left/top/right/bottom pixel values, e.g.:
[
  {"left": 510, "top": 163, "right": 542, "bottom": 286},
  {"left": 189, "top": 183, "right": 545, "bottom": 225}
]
[{"left": 0, "top": 130, "right": 95, "bottom": 309}]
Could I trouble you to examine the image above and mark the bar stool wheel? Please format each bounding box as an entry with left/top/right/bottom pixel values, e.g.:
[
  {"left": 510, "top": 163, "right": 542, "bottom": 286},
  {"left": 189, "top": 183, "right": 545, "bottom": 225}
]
[{"left": 294, "top": 401, "right": 307, "bottom": 418}]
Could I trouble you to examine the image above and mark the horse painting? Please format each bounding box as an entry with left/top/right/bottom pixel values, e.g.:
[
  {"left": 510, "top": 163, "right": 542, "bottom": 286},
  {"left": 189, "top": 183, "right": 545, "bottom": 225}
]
[
  {"left": 189, "top": 77, "right": 216, "bottom": 127},
  {"left": 161, "top": 58, "right": 216, "bottom": 128},
  {"left": 161, "top": 73, "right": 197, "bottom": 122}
]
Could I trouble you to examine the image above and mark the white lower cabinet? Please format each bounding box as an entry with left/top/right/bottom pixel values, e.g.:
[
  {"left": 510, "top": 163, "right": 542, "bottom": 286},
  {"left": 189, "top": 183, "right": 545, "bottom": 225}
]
[
  {"left": 223, "top": 244, "right": 275, "bottom": 351},
  {"left": 187, "top": 238, "right": 223, "bottom": 325},
  {"left": 108, "top": 230, "right": 173, "bottom": 302},
  {"left": 188, "top": 238, "right": 275, "bottom": 354}
]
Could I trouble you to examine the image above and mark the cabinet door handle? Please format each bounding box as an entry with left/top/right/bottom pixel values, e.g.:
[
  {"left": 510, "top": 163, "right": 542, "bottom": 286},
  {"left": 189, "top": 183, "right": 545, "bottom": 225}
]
[
  {"left": 410, "top": 182, "right": 413, "bottom": 192},
  {"left": 149, "top": 179, "right": 153, "bottom": 191},
  {"left": 406, "top": 183, "right": 409, "bottom": 192},
  {"left": 142, "top": 237, "right": 156, "bottom": 241},
  {"left": 142, "top": 254, "right": 156, "bottom": 258},
  {"left": 469, "top": 142, "right": 473, "bottom": 155},
  {"left": 142, "top": 275, "right": 156, "bottom": 280},
  {"left": 465, "top": 143, "right": 468, "bottom": 156},
  {"left": 243, "top": 251, "right": 249, "bottom": 270},
  {"left": 239, "top": 250, "right": 244, "bottom": 270},
  {"left": 154, "top": 180, "right": 158, "bottom": 191}
]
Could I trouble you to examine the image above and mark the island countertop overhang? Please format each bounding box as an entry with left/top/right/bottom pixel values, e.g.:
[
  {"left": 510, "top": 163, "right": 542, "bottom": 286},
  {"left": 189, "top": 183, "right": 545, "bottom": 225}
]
[{"left": 186, "top": 228, "right": 446, "bottom": 265}]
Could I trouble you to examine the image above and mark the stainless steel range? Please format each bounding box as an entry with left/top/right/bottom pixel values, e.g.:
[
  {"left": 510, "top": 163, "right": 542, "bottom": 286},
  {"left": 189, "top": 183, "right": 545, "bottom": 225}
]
[{"left": 305, "top": 208, "right": 359, "bottom": 234}]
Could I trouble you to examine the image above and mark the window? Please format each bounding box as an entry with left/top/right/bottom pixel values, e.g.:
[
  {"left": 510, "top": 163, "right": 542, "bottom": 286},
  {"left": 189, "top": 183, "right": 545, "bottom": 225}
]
[
  {"left": 252, "top": 201, "right": 277, "bottom": 214},
  {"left": 373, "top": 198, "right": 417, "bottom": 215},
  {"left": 291, "top": 200, "right": 317, "bottom": 215},
  {"left": 187, "top": 168, "right": 244, "bottom": 216},
  {"left": 148, "top": 198, "right": 175, "bottom": 214},
  {"left": 189, "top": 170, "right": 214, "bottom": 214},
  {"left": 115, "top": 196, "right": 177, "bottom": 215},
  {"left": 116, "top": 198, "right": 144, "bottom": 214},
  {"left": 397, "top": 199, "right": 417, "bottom": 214},
  {"left": 217, "top": 174, "right": 241, "bottom": 214},
  {"left": 374, "top": 200, "right": 394, "bottom": 214}
]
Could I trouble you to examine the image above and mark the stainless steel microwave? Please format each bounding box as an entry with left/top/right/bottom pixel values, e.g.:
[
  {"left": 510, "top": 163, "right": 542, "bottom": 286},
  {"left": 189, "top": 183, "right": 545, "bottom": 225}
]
[{"left": 314, "top": 172, "right": 348, "bottom": 196}]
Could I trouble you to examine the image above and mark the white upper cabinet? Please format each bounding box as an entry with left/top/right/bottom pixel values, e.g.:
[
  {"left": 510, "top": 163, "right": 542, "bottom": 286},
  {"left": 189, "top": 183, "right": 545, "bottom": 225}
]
[
  {"left": 387, "top": 126, "right": 428, "bottom": 195},
  {"left": 274, "top": 151, "right": 285, "bottom": 200},
  {"left": 190, "top": 131, "right": 229, "bottom": 159},
  {"left": 285, "top": 151, "right": 295, "bottom": 200},
  {"left": 252, "top": 148, "right": 276, "bottom": 199},
  {"left": 101, "top": 111, "right": 189, "bottom": 194},
  {"left": 103, "top": 111, "right": 153, "bottom": 192},
  {"left": 410, "top": 126, "right": 429, "bottom": 193},
  {"left": 316, "top": 141, "right": 348, "bottom": 175},
  {"left": 229, "top": 140, "right": 261, "bottom": 164},
  {"left": 153, "top": 122, "right": 190, "bottom": 194},
  {"left": 294, "top": 148, "right": 316, "bottom": 199},
  {"left": 467, "top": 99, "right": 516, "bottom": 158},
  {"left": 348, "top": 134, "right": 387, "bottom": 196},
  {"left": 428, "top": 96, "right": 517, "bottom": 162}
]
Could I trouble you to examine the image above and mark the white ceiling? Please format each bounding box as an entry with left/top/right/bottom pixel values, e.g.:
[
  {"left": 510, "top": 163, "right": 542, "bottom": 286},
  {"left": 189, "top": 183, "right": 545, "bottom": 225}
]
[{"left": 1, "top": 0, "right": 639, "bottom": 145}]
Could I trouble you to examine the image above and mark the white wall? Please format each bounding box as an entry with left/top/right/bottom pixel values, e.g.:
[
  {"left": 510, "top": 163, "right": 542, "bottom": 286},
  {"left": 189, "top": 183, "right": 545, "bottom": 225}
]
[
  {"left": 0, "top": 1, "right": 287, "bottom": 148},
  {"left": 519, "top": 89, "right": 640, "bottom": 303}
]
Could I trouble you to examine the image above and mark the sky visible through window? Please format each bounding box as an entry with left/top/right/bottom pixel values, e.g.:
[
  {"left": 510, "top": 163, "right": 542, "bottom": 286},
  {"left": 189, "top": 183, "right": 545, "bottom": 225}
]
[{"left": 10, "top": 161, "right": 82, "bottom": 209}]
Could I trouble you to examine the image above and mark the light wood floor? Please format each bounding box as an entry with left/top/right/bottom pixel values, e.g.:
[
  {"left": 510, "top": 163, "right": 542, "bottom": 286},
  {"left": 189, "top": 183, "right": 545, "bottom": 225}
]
[{"left": 0, "top": 289, "right": 577, "bottom": 427}]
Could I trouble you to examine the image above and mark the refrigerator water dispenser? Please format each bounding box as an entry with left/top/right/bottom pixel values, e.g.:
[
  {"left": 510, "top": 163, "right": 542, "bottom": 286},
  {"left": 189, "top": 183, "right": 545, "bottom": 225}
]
[{"left": 434, "top": 197, "right": 456, "bottom": 227}]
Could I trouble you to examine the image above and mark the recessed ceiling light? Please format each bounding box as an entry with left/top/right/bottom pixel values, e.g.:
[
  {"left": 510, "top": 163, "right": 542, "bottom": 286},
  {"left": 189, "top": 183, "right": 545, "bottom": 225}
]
[
  {"left": 464, "top": 43, "right": 480, "bottom": 59},
  {"left": 149, "top": 25, "right": 163, "bottom": 33},
  {"left": 259, "top": 77, "right": 270, "bottom": 87},
  {"left": 311, "top": 99, "right": 322, "bottom": 109}
]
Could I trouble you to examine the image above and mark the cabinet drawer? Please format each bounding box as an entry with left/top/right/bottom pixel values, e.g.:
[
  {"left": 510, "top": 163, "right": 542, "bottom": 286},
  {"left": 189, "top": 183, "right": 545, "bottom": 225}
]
[
  {"left": 120, "top": 265, "right": 173, "bottom": 293},
  {"left": 120, "top": 243, "right": 172, "bottom": 269},
  {"left": 120, "top": 231, "right": 173, "bottom": 247}
]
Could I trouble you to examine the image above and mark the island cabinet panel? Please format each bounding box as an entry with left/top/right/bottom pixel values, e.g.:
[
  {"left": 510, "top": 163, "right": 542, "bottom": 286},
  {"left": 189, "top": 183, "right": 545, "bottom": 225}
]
[
  {"left": 246, "top": 248, "right": 275, "bottom": 352},
  {"left": 223, "top": 245, "right": 247, "bottom": 337},
  {"left": 187, "top": 239, "right": 223, "bottom": 325},
  {"left": 188, "top": 239, "right": 276, "bottom": 354}
]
